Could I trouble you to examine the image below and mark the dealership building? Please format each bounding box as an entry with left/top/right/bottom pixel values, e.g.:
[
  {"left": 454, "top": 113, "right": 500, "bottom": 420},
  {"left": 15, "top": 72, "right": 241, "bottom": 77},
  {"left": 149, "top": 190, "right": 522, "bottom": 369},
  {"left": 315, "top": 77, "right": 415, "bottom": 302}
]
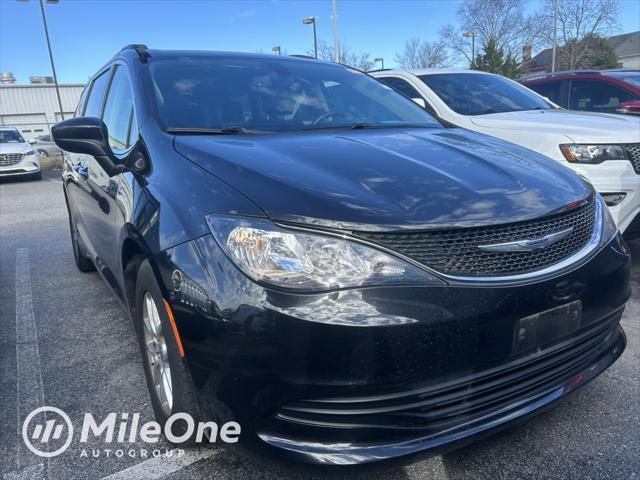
[{"left": 0, "top": 74, "right": 83, "bottom": 140}]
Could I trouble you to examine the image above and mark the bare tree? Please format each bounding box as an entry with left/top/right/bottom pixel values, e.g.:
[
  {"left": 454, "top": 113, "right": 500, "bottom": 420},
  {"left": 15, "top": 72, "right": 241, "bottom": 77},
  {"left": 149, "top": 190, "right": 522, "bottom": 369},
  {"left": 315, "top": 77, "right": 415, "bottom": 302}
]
[
  {"left": 440, "top": 0, "right": 545, "bottom": 64},
  {"left": 394, "top": 38, "right": 452, "bottom": 68},
  {"left": 310, "top": 41, "right": 376, "bottom": 71},
  {"left": 540, "top": 0, "right": 619, "bottom": 69}
]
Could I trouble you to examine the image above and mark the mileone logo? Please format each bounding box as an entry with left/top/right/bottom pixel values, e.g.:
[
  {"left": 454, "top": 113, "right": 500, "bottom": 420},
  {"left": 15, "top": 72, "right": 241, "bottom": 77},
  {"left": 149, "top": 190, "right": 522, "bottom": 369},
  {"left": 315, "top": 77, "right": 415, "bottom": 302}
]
[{"left": 22, "top": 406, "right": 241, "bottom": 458}]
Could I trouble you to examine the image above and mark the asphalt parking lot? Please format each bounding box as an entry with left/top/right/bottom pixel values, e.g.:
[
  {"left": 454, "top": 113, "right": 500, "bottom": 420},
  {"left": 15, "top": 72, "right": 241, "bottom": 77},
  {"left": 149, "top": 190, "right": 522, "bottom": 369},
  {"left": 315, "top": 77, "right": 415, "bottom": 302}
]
[{"left": 0, "top": 171, "right": 638, "bottom": 480}]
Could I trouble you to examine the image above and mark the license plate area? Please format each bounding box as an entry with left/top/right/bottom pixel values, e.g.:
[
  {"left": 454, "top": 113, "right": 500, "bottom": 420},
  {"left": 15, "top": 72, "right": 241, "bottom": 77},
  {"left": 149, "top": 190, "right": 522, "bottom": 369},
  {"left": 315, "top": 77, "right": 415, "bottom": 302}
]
[{"left": 513, "top": 300, "right": 582, "bottom": 355}]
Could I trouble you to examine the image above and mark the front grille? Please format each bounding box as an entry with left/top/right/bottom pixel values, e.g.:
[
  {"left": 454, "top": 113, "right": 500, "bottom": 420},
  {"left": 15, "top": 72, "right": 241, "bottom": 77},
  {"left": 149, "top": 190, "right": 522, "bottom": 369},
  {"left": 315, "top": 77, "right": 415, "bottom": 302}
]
[
  {"left": 624, "top": 143, "right": 640, "bottom": 174},
  {"left": 354, "top": 198, "right": 596, "bottom": 277},
  {"left": 0, "top": 153, "right": 23, "bottom": 166},
  {"left": 277, "top": 314, "right": 621, "bottom": 433}
]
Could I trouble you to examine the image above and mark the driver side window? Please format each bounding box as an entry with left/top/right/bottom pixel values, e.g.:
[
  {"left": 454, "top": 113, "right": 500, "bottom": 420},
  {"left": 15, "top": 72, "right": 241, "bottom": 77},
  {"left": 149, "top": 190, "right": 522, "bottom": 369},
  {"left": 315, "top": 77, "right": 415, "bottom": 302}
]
[{"left": 102, "top": 66, "right": 137, "bottom": 152}]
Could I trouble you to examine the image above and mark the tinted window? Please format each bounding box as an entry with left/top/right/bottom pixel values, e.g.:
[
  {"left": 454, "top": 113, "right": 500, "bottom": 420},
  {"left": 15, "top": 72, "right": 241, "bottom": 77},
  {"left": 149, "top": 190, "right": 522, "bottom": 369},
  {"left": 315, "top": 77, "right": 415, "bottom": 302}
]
[
  {"left": 148, "top": 56, "right": 441, "bottom": 131},
  {"left": 379, "top": 77, "right": 422, "bottom": 99},
  {"left": 75, "top": 87, "right": 89, "bottom": 117},
  {"left": 570, "top": 80, "right": 634, "bottom": 112},
  {"left": 528, "top": 81, "right": 564, "bottom": 106},
  {"left": 102, "top": 66, "right": 135, "bottom": 151},
  {"left": 83, "top": 69, "right": 110, "bottom": 117},
  {"left": 419, "top": 73, "right": 552, "bottom": 115},
  {"left": 0, "top": 130, "right": 24, "bottom": 143}
]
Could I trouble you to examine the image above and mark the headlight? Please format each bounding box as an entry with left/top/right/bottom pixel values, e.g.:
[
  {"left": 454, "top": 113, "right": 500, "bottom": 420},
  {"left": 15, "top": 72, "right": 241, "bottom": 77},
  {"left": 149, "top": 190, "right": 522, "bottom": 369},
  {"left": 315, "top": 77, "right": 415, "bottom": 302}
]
[
  {"left": 206, "top": 215, "right": 444, "bottom": 291},
  {"left": 560, "top": 144, "right": 626, "bottom": 164},
  {"left": 24, "top": 150, "right": 37, "bottom": 157}
]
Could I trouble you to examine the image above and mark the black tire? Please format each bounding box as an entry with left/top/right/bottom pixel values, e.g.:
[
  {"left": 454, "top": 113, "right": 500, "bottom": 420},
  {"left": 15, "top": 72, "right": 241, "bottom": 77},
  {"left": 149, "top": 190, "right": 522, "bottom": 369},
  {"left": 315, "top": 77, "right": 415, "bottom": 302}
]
[
  {"left": 68, "top": 213, "right": 95, "bottom": 272},
  {"left": 134, "top": 260, "right": 201, "bottom": 446}
]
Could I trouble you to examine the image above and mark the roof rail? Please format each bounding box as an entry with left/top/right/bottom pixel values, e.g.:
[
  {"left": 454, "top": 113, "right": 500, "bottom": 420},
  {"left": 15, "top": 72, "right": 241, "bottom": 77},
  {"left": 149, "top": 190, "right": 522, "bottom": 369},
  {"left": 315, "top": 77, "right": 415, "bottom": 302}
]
[
  {"left": 366, "top": 68, "right": 391, "bottom": 73},
  {"left": 119, "top": 44, "right": 150, "bottom": 61},
  {"left": 289, "top": 54, "right": 316, "bottom": 60},
  {"left": 522, "top": 68, "right": 602, "bottom": 81}
]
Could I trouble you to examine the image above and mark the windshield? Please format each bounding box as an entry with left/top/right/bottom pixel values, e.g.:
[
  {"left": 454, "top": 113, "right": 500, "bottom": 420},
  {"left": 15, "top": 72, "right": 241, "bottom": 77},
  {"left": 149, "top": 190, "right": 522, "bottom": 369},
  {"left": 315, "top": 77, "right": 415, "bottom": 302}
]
[
  {"left": 148, "top": 56, "right": 441, "bottom": 132},
  {"left": 619, "top": 74, "right": 640, "bottom": 89},
  {"left": 0, "top": 130, "right": 25, "bottom": 143},
  {"left": 419, "top": 73, "right": 553, "bottom": 116}
]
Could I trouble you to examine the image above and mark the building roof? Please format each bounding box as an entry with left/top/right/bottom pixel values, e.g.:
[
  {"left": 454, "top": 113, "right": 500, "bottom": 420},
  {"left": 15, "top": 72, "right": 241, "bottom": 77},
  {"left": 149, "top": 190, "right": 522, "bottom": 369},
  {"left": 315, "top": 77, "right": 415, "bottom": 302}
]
[
  {"left": 524, "top": 31, "right": 640, "bottom": 72},
  {"left": 607, "top": 31, "right": 640, "bottom": 58}
]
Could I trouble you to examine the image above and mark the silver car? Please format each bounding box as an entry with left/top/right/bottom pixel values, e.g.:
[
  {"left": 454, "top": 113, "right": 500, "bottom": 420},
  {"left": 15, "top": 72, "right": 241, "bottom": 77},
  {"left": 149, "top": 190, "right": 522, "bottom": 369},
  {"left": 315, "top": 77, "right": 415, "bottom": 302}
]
[
  {"left": 29, "top": 134, "right": 64, "bottom": 160},
  {"left": 0, "top": 127, "right": 41, "bottom": 180}
]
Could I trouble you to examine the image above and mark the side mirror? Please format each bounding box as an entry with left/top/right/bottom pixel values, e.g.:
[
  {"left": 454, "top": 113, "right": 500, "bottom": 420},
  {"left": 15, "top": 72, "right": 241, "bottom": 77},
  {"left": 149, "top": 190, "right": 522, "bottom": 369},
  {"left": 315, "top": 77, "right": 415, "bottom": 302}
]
[
  {"left": 52, "top": 117, "right": 123, "bottom": 176},
  {"left": 28, "top": 138, "right": 37, "bottom": 145},
  {"left": 412, "top": 97, "right": 427, "bottom": 109}
]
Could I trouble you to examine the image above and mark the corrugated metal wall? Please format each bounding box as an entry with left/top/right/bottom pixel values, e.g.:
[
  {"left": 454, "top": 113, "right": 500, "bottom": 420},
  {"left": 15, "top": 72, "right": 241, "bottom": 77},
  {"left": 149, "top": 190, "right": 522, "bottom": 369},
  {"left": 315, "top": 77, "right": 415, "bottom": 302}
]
[{"left": 0, "top": 84, "right": 84, "bottom": 138}]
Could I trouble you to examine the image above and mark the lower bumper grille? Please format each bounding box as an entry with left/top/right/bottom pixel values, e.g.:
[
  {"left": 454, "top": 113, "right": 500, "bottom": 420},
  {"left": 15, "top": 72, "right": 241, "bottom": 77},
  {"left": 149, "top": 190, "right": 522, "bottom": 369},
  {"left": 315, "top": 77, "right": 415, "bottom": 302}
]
[
  {"left": 277, "top": 312, "right": 622, "bottom": 433},
  {"left": 0, "top": 153, "right": 24, "bottom": 166}
]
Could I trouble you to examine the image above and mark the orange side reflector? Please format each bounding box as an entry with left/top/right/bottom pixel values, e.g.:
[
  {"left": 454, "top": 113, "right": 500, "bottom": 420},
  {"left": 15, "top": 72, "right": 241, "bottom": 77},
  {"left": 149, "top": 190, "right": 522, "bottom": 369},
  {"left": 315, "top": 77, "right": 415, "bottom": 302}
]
[
  {"left": 163, "top": 299, "right": 185, "bottom": 358},
  {"left": 560, "top": 145, "right": 576, "bottom": 161}
]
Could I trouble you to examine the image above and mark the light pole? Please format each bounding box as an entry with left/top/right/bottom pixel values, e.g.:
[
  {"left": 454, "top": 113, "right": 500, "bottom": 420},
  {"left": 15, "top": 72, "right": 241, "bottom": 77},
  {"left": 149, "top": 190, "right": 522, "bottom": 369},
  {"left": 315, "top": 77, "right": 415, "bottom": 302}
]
[
  {"left": 272, "top": 46, "right": 281, "bottom": 55},
  {"left": 374, "top": 57, "right": 384, "bottom": 70},
  {"left": 303, "top": 16, "right": 317, "bottom": 59},
  {"left": 18, "top": 0, "right": 65, "bottom": 121},
  {"left": 463, "top": 31, "right": 475, "bottom": 69},
  {"left": 332, "top": 0, "right": 340, "bottom": 63},
  {"left": 551, "top": 0, "right": 557, "bottom": 73}
]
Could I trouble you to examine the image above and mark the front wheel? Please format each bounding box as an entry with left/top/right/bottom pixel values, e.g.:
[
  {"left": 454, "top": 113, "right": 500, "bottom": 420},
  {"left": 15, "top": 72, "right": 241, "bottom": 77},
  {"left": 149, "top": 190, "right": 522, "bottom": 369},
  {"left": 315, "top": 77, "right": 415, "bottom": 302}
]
[
  {"left": 135, "top": 260, "right": 201, "bottom": 445},
  {"left": 68, "top": 213, "right": 94, "bottom": 272}
]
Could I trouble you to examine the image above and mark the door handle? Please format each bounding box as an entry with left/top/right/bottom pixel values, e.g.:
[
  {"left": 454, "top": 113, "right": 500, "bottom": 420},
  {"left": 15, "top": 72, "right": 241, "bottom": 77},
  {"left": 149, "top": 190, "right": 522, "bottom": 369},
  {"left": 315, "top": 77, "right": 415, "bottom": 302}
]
[{"left": 74, "top": 163, "right": 89, "bottom": 179}]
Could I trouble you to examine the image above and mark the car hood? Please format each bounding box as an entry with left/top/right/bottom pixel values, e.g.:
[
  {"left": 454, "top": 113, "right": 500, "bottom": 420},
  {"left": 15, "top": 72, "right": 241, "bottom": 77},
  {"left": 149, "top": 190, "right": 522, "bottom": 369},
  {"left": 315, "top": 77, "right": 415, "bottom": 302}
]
[
  {"left": 174, "top": 128, "right": 591, "bottom": 230},
  {"left": 469, "top": 109, "right": 640, "bottom": 143},
  {"left": 0, "top": 142, "right": 33, "bottom": 155}
]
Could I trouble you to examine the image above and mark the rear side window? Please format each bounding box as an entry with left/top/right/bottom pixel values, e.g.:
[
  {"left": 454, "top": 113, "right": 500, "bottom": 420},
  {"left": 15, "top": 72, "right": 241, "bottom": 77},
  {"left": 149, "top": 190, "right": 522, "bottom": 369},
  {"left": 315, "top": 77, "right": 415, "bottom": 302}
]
[
  {"left": 84, "top": 69, "right": 111, "bottom": 117},
  {"left": 528, "top": 81, "right": 563, "bottom": 106},
  {"left": 101, "top": 66, "right": 136, "bottom": 151},
  {"left": 379, "top": 77, "right": 422, "bottom": 99},
  {"left": 569, "top": 80, "right": 634, "bottom": 113}
]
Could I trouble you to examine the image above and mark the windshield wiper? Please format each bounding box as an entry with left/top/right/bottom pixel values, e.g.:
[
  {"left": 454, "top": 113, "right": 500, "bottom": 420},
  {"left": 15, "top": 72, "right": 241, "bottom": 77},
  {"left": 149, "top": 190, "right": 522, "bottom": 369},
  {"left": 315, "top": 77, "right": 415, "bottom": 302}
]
[{"left": 167, "top": 126, "right": 255, "bottom": 135}]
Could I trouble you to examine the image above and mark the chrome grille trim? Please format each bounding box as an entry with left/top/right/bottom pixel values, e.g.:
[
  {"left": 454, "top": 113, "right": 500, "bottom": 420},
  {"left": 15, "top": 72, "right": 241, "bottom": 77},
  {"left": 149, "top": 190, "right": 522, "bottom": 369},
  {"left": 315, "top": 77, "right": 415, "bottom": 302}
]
[{"left": 0, "top": 153, "right": 24, "bottom": 166}]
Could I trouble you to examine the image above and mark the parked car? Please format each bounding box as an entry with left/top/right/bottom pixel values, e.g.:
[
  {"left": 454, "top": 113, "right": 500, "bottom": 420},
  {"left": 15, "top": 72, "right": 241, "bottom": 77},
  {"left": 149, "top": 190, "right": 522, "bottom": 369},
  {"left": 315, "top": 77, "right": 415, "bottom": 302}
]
[
  {"left": 0, "top": 126, "right": 41, "bottom": 180},
  {"left": 522, "top": 69, "right": 640, "bottom": 116},
  {"left": 52, "top": 46, "right": 631, "bottom": 468},
  {"left": 29, "top": 134, "right": 64, "bottom": 160},
  {"left": 371, "top": 69, "right": 640, "bottom": 239}
]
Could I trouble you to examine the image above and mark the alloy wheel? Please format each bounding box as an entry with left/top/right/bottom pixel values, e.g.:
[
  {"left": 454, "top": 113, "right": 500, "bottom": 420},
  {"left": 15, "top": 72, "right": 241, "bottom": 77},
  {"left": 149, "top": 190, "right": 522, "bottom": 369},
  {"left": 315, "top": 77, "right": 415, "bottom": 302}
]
[{"left": 142, "top": 292, "right": 173, "bottom": 416}]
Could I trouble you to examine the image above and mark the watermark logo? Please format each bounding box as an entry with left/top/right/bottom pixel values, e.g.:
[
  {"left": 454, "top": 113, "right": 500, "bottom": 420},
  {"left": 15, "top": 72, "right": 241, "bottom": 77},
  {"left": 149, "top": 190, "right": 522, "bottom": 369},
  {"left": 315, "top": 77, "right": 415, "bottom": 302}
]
[
  {"left": 22, "top": 407, "right": 240, "bottom": 458},
  {"left": 22, "top": 406, "right": 74, "bottom": 458}
]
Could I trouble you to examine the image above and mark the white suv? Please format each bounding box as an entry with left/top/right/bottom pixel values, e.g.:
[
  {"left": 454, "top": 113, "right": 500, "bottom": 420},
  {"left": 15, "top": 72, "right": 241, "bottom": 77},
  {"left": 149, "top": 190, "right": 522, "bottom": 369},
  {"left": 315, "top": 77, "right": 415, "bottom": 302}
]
[
  {"left": 371, "top": 69, "right": 640, "bottom": 238},
  {"left": 0, "top": 126, "right": 41, "bottom": 180}
]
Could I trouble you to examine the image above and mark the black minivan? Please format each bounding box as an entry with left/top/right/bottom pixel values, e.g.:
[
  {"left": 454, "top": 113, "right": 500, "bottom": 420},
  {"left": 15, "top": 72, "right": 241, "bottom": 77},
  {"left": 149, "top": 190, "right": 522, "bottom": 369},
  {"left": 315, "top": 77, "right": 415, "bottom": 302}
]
[{"left": 53, "top": 45, "right": 631, "bottom": 468}]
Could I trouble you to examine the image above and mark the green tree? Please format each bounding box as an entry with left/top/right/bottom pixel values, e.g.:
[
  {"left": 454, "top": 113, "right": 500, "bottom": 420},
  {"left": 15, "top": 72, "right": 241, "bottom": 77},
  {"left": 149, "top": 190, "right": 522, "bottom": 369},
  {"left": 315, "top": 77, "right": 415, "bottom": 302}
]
[
  {"left": 473, "top": 37, "right": 521, "bottom": 78},
  {"left": 558, "top": 34, "right": 618, "bottom": 70}
]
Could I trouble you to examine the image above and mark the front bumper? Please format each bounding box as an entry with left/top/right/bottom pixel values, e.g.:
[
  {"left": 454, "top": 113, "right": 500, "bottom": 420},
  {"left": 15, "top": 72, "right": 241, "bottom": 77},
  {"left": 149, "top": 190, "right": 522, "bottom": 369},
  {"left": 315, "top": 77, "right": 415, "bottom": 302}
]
[
  {"left": 154, "top": 232, "right": 631, "bottom": 467},
  {"left": 569, "top": 160, "right": 640, "bottom": 234},
  {"left": 0, "top": 154, "right": 40, "bottom": 177}
]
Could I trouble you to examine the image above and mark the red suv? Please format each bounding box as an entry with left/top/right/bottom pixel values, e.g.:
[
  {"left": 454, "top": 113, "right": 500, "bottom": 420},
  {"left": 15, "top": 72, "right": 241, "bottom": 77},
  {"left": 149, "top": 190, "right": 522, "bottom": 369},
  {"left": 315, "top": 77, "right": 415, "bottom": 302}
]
[{"left": 522, "top": 69, "right": 640, "bottom": 115}]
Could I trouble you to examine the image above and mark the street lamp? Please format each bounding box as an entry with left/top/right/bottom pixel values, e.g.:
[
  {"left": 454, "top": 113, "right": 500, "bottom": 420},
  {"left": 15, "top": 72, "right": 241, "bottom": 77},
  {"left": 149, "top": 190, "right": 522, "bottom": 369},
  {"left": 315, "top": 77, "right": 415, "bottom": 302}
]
[
  {"left": 374, "top": 57, "right": 384, "bottom": 69},
  {"left": 272, "top": 46, "right": 281, "bottom": 55},
  {"left": 463, "top": 31, "right": 475, "bottom": 69},
  {"left": 17, "top": 0, "right": 65, "bottom": 121},
  {"left": 303, "top": 16, "right": 317, "bottom": 59}
]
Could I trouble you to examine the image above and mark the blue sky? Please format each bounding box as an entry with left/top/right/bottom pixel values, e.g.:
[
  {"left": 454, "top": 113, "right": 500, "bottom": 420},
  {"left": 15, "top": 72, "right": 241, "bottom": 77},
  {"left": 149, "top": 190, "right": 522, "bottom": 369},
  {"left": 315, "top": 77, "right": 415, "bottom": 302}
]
[{"left": 1, "top": 0, "right": 639, "bottom": 84}]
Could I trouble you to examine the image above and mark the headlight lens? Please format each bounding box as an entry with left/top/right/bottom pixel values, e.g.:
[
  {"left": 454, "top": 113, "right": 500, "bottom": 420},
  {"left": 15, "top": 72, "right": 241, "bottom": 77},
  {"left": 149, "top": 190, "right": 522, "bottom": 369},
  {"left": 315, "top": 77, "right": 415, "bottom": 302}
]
[
  {"left": 24, "top": 150, "right": 37, "bottom": 157},
  {"left": 560, "top": 144, "right": 626, "bottom": 164},
  {"left": 206, "top": 215, "right": 443, "bottom": 291}
]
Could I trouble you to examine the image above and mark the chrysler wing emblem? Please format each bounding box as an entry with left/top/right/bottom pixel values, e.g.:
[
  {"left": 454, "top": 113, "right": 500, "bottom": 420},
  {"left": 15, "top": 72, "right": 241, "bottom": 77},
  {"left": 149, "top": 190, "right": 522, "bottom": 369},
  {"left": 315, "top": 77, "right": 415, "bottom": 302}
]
[{"left": 478, "top": 227, "right": 574, "bottom": 253}]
